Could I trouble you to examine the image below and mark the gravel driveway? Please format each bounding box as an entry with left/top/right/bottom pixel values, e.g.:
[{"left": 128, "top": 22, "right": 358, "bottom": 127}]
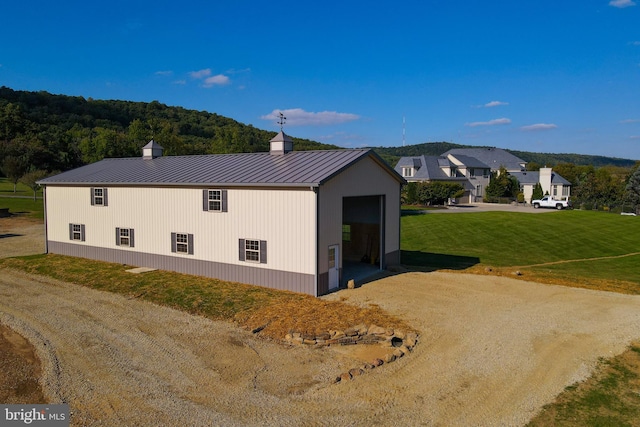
[{"left": 2, "top": 218, "right": 640, "bottom": 425}]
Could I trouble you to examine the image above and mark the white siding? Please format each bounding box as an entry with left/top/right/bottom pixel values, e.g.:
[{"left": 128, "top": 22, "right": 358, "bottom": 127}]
[
  {"left": 45, "top": 186, "right": 317, "bottom": 275},
  {"left": 317, "top": 156, "right": 401, "bottom": 273}
]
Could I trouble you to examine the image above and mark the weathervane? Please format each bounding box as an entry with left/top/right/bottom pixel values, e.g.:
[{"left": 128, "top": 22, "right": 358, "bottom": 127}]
[{"left": 277, "top": 111, "right": 286, "bottom": 132}]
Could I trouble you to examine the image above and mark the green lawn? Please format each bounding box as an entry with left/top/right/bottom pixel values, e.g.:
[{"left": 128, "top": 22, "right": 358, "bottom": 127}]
[
  {"left": 0, "top": 178, "right": 45, "bottom": 219},
  {"left": 402, "top": 210, "right": 640, "bottom": 291}
]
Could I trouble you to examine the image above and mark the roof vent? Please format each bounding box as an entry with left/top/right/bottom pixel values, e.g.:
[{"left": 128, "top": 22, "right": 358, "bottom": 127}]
[
  {"left": 269, "top": 131, "right": 293, "bottom": 155},
  {"left": 142, "top": 140, "right": 164, "bottom": 159}
]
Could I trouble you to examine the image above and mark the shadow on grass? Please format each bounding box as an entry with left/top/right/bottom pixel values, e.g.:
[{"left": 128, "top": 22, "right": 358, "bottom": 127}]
[{"left": 401, "top": 250, "right": 480, "bottom": 271}]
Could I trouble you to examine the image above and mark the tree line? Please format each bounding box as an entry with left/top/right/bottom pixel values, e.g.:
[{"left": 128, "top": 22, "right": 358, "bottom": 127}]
[{"left": 0, "top": 86, "right": 338, "bottom": 191}]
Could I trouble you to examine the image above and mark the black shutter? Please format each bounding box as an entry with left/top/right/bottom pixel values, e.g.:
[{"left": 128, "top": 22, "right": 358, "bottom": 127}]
[
  {"left": 188, "top": 234, "right": 194, "bottom": 255},
  {"left": 103, "top": 188, "right": 108, "bottom": 206},
  {"left": 69, "top": 224, "right": 73, "bottom": 240},
  {"left": 90, "top": 188, "right": 95, "bottom": 205},
  {"left": 80, "top": 224, "right": 86, "bottom": 241},
  {"left": 202, "top": 189, "right": 209, "bottom": 211},
  {"left": 260, "top": 240, "right": 267, "bottom": 264},
  {"left": 171, "top": 232, "right": 177, "bottom": 253},
  {"left": 239, "top": 239, "right": 245, "bottom": 261},
  {"left": 129, "top": 229, "right": 134, "bottom": 248},
  {"left": 115, "top": 227, "right": 121, "bottom": 246},
  {"left": 221, "top": 190, "right": 228, "bottom": 212}
]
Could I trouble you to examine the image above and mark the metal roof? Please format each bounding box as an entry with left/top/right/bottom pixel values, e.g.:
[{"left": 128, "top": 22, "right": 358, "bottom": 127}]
[{"left": 39, "top": 149, "right": 405, "bottom": 188}]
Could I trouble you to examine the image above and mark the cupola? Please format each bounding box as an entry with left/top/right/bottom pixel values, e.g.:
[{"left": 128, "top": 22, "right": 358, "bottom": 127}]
[
  {"left": 142, "top": 140, "right": 164, "bottom": 159},
  {"left": 269, "top": 131, "right": 293, "bottom": 155}
]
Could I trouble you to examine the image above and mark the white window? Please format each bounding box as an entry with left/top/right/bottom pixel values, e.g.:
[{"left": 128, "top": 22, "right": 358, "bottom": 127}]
[
  {"left": 239, "top": 239, "right": 267, "bottom": 264},
  {"left": 208, "top": 190, "right": 221, "bottom": 211},
  {"left": 553, "top": 185, "right": 558, "bottom": 196},
  {"left": 171, "top": 232, "right": 194, "bottom": 255},
  {"left": 202, "top": 189, "right": 227, "bottom": 212},
  {"left": 116, "top": 228, "right": 134, "bottom": 247},
  {"left": 69, "top": 223, "right": 85, "bottom": 241},
  {"left": 91, "top": 187, "right": 108, "bottom": 206},
  {"left": 402, "top": 167, "right": 413, "bottom": 177},
  {"left": 245, "top": 239, "right": 260, "bottom": 262},
  {"left": 562, "top": 186, "right": 569, "bottom": 196}
]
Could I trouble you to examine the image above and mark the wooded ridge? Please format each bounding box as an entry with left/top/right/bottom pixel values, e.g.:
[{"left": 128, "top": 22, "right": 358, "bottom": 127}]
[{"left": 0, "top": 86, "right": 635, "bottom": 177}]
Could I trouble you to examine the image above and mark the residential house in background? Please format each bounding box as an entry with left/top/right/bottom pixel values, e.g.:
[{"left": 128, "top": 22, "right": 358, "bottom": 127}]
[
  {"left": 510, "top": 167, "right": 571, "bottom": 202},
  {"left": 38, "top": 133, "right": 405, "bottom": 296},
  {"left": 396, "top": 147, "right": 570, "bottom": 203}
]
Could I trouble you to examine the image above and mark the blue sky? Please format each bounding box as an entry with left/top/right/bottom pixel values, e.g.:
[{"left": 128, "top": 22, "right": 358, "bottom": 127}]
[{"left": 1, "top": 1, "right": 639, "bottom": 160}]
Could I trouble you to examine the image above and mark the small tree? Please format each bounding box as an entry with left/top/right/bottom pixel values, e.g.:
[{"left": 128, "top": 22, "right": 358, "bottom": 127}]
[
  {"left": 531, "top": 182, "right": 544, "bottom": 202},
  {"left": 1, "top": 156, "right": 26, "bottom": 193},
  {"left": 402, "top": 182, "right": 420, "bottom": 205},
  {"left": 19, "top": 169, "right": 48, "bottom": 201},
  {"left": 485, "top": 166, "right": 519, "bottom": 201}
]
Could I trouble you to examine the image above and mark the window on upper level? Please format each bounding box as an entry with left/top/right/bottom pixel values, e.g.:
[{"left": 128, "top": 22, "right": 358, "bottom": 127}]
[
  {"left": 402, "top": 167, "right": 413, "bottom": 178},
  {"left": 202, "top": 189, "right": 227, "bottom": 212},
  {"left": 90, "top": 187, "right": 108, "bottom": 206}
]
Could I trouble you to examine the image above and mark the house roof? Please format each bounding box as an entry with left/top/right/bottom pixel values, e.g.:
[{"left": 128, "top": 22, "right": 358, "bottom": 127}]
[
  {"left": 39, "top": 149, "right": 405, "bottom": 188},
  {"left": 510, "top": 171, "right": 571, "bottom": 186},
  {"left": 444, "top": 147, "right": 526, "bottom": 171},
  {"left": 447, "top": 154, "right": 491, "bottom": 169}
]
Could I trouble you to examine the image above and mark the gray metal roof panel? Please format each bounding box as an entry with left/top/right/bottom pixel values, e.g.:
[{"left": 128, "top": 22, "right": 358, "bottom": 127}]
[{"left": 39, "top": 149, "right": 401, "bottom": 187}]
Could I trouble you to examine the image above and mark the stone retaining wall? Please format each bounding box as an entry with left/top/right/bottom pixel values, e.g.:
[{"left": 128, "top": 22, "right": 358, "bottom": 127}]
[{"left": 284, "top": 323, "right": 419, "bottom": 383}]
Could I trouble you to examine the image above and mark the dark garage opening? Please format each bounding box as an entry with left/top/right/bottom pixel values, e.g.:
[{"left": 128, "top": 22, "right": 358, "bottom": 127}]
[{"left": 342, "top": 195, "right": 384, "bottom": 285}]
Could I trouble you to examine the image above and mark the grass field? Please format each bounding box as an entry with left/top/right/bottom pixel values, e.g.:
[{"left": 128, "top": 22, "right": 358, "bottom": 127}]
[
  {"left": 402, "top": 209, "right": 640, "bottom": 293},
  {"left": 0, "top": 178, "right": 44, "bottom": 220}
]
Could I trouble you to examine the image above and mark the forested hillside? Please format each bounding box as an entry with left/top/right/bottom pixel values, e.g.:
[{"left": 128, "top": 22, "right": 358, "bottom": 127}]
[
  {"left": 0, "top": 86, "right": 635, "bottom": 179},
  {"left": 0, "top": 87, "right": 337, "bottom": 174}
]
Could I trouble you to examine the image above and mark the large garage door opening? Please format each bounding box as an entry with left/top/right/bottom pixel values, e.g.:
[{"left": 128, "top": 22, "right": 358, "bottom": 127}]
[{"left": 342, "top": 195, "right": 385, "bottom": 285}]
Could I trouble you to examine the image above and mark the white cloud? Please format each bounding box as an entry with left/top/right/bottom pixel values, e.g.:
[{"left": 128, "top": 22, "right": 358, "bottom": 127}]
[
  {"left": 189, "top": 68, "right": 212, "bottom": 79},
  {"left": 620, "top": 118, "right": 640, "bottom": 123},
  {"left": 520, "top": 123, "right": 558, "bottom": 131},
  {"left": 261, "top": 108, "right": 361, "bottom": 126},
  {"left": 484, "top": 100, "right": 509, "bottom": 108},
  {"left": 630, "top": 41, "right": 640, "bottom": 45},
  {"left": 155, "top": 70, "right": 173, "bottom": 76},
  {"left": 465, "top": 118, "right": 511, "bottom": 127},
  {"left": 173, "top": 80, "right": 186, "bottom": 85},
  {"left": 609, "top": 0, "right": 636, "bottom": 7},
  {"left": 630, "top": 135, "right": 640, "bottom": 139},
  {"left": 188, "top": 68, "right": 231, "bottom": 87},
  {"left": 203, "top": 74, "right": 230, "bottom": 87}
]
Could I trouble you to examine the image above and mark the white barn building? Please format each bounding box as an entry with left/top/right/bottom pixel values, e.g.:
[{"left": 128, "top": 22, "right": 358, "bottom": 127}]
[{"left": 38, "top": 133, "right": 405, "bottom": 296}]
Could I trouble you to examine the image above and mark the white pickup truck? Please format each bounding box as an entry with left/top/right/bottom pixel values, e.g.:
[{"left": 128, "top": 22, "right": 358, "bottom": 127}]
[{"left": 532, "top": 196, "right": 571, "bottom": 210}]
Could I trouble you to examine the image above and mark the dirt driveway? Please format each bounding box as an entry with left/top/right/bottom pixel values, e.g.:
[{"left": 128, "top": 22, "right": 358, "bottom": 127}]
[{"left": 2, "top": 218, "right": 640, "bottom": 425}]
